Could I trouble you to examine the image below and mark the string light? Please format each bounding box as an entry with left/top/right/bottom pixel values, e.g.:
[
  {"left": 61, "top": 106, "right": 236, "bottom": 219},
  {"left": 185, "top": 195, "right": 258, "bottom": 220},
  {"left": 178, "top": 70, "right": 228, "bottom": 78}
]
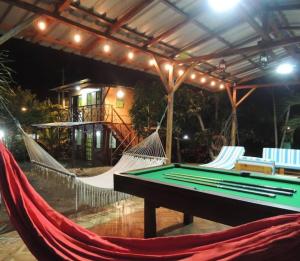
[
  {"left": 164, "top": 63, "right": 172, "bottom": 71},
  {"left": 73, "top": 33, "right": 81, "bottom": 43},
  {"left": 37, "top": 20, "right": 47, "bottom": 31},
  {"left": 178, "top": 69, "right": 184, "bottom": 76},
  {"left": 103, "top": 44, "right": 111, "bottom": 53},
  {"left": 219, "top": 83, "right": 225, "bottom": 89},
  {"left": 201, "top": 77, "right": 206, "bottom": 83},
  {"left": 210, "top": 81, "right": 216, "bottom": 87},
  {"left": 128, "top": 51, "right": 134, "bottom": 60},
  {"left": 149, "top": 59, "right": 155, "bottom": 66},
  {"left": 190, "top": 73, "right": 196, "bottom": 80}
]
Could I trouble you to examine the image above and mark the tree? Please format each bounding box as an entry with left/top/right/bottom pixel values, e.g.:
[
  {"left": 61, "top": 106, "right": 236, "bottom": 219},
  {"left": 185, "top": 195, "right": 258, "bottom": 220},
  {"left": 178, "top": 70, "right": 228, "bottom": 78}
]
[
  {"left": 130, "top": 81, "right": 231, "bottom": 163},
  {"left": 130, "top": 80, "right": 167, "bottom": 136},
  {"left": 0, "top": 51, "right": 14, "bottom": 99}
]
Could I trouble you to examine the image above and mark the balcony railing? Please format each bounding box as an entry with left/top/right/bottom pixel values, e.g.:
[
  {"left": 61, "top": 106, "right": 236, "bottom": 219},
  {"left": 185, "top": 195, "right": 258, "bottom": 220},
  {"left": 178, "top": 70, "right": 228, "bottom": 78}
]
[{"left": 59, "top": 104, "right": 139, "bottom": 151}]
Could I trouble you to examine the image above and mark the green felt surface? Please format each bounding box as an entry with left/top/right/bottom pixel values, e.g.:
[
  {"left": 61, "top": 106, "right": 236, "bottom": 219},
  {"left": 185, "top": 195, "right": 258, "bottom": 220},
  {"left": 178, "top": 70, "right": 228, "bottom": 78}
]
[{"left": 127, "top": 164, "right": 300, "bottom": 208}]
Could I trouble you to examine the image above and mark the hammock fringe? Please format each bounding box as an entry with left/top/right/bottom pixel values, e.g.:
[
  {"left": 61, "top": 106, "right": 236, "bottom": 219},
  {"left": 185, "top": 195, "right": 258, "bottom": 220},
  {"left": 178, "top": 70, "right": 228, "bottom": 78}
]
[{"left": 75, "top": 180, "right": 131, "bottom": 208}]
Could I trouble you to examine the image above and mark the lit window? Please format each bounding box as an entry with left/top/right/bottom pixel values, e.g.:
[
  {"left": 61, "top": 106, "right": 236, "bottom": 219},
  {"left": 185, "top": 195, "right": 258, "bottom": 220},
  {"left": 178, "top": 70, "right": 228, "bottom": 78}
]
[
  {"left": 116, "top": 90, "right": 125, "bottom": 99},
  {"left": 75, "top": 129, "right": 82, "bottom": 145},
  {"left": 96, "top": 130, "right": 102, "bottom": 149},
  {"left": 109, "top": 133, "right": 117, "bottom": 149}
]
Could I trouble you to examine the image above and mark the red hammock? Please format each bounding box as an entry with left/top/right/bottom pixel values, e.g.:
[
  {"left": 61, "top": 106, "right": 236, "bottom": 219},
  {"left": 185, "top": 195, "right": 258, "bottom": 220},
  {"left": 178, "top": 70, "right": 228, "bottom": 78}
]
[{"left": 1, "top": 142, "right": 300, "bottom": 261}]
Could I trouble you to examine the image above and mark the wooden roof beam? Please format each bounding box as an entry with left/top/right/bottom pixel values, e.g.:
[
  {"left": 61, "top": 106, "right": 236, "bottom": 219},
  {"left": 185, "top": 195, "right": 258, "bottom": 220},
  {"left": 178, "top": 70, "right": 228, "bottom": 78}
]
[
  {"left": 144, "top": 1, "right": 205, "bottom": 48},
  {"left": 107, "top": 0, "right": 154, "bottom": 34},
  {"left": 174, "top": 19, "right": 239, "bottom": 56},
  {"left": 57, "top": 0, "right": 73, "bottom": 13},
  {"left": 5, "top": 0, "right": 229, "bottom": 84},
  {"left": 236, "top": 82, "right": 300, "bottom": 90},
  {"left": 178, "top": 36, "right": 300, "bottom": 63},
  {"left": 267, "top": 4, "right": 300, "bottom": 11},
  {"left": 2, "top": 0, "right": 170, "bottom": 60},
  {"left": 0, "top": 14, "right": 38, "bottom": 45},
  {"left": 238, "top": 2, "right": 277, "bottom": 61},
  {"left": 80, "top": 38, "right": 101, "bottom": 55},
  {"left": 159, "top": 0, "right": 260, "bottom": 77},
  {"left": 144, "top": 18, "right": 191, "bottom": 47},
  {"left": 279, "top": 26, "right": 300, "bottom": 31}
]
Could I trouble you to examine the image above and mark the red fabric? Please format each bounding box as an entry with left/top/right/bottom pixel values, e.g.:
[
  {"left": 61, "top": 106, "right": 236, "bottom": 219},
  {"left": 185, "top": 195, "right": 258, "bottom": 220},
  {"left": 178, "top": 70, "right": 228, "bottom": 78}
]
[{"left": 1, "top": 142, "right": 300, "bottom": 261}]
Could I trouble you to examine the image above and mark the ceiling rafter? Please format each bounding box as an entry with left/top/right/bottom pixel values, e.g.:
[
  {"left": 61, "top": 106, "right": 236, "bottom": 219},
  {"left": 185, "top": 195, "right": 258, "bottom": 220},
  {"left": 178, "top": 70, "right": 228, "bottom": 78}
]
[
  {"left": 159, "top": 0, "right": 261, "bottom": 76},
  {"left": 67, "top": 3, "right": 182, "bottom": 56},
  {"left": 238, "top": 2, "right": 277, "bottom": 61},
  {"left": 62, "top": 1, "right": 225, "bottom": 75},
  {"left": 236, "top": 81, "right": 300, "bottom": 90},
  {"left": 57, "top": 0, "right": 73, "bottom": 13},
  {"left": 68, "top": 1, "right": 227, "bottom": 78},
  {"left": 268, "top": 4, "right": 300, "bottom": 11},
  {"left": 0, "top": 14, "right": 38, "bottom": 45},
  {"left": 178, "top": 36, "right": 300, "bottom": 63},
  {"left": 250, "top": 0, "right": 299, "bottom": 56},
  {"left": 173, "top": 19, "right": 238, "bottom": 56},
  {"left": 107, "top": 0, "right": 154, "bottom": 35},
  {"left": 143, "top": 2, "right": 205, "bottom": 48},
  {"left": 237, "top": 54, "right": 289, "bottom": 83},
  {"left": 0, "top": 0, "right": 231, "bottom": 88}
]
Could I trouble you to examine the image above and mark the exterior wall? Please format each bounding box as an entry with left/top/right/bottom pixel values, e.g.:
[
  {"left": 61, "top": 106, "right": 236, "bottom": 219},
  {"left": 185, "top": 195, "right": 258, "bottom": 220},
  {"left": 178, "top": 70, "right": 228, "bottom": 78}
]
[{"left": 104, "top": 86, "right": 134, "bottom": 124}]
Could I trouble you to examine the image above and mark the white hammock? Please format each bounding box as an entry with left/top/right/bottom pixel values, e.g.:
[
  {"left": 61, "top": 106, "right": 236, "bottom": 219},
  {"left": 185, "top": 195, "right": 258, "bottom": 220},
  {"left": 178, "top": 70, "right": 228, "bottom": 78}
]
[
  {"left": 1, "top": 98, "right": 167, "bottom": 207},
  {"left": 22, "top": 129, "right": 166, "bottom": 207}
]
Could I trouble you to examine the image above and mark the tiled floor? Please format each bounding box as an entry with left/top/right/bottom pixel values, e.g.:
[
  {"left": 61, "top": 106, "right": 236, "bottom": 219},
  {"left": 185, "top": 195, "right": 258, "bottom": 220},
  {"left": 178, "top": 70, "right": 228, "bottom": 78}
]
[{"left": 0, "top": 197, "right": 230, "bottom": 260}]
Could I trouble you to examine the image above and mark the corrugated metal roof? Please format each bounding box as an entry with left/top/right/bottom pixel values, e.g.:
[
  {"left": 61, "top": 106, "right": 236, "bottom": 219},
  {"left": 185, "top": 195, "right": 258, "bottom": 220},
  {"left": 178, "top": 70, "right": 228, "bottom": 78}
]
[{"left": 0, "top": 0, "right": 300, "bottom": 89}]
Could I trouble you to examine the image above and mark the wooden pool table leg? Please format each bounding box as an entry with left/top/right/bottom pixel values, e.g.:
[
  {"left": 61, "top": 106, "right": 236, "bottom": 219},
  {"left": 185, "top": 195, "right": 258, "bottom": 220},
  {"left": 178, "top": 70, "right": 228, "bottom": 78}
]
[
  {"left": 144, "top": 199, "right": 157, "bottom": 238},
  {"left": 183, "top": 213, "right": 194, "bottom": 225}
]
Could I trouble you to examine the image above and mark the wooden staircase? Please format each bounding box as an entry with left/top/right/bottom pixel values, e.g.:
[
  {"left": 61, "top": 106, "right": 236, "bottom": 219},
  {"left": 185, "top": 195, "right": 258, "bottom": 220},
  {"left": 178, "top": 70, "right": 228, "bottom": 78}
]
[
  {"left": 103, "top": 107, "right": 139, "bottom": 158},
  {"left": 68, "top": 104, "right": 140, "bottom": 158}
]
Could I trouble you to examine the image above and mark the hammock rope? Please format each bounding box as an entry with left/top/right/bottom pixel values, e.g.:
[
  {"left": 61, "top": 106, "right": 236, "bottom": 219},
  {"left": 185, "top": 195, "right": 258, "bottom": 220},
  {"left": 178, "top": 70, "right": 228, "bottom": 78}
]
[{"left": 0, "top": 99, "right": 167, "bottom": 207}]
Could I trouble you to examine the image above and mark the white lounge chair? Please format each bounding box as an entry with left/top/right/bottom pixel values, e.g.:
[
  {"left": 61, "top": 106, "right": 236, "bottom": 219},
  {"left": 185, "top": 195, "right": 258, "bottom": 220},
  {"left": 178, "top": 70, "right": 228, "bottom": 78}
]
[
  {"left": 263, "top": 148, "right": 300, "bottom": 174},
  {"left": 200, "top": 146, "right": 245, "bottom": 170}
]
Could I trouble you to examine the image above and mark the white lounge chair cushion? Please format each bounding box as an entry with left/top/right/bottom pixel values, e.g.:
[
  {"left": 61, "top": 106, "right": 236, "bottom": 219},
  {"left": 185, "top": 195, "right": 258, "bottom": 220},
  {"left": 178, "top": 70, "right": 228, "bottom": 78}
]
[{"left": 200, "top": 146, "right": 245, "bottom": 170}]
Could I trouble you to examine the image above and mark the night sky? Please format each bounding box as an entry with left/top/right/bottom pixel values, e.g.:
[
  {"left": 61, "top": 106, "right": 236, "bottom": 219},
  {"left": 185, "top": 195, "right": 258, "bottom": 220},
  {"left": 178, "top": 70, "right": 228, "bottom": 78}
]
[
  {"left": 1, "top": 37, "right": 300, "bottom": 153},
  {"left": 0, "top": 38, "right": 157, "bottom": 99}
]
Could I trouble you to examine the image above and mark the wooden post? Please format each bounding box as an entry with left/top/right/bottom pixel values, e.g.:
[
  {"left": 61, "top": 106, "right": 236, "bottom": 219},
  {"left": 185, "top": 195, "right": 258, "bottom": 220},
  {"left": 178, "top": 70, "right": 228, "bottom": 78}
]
[
  {"left": 152, "top": 56, "right": 196, "bottom": 163},
  {"left": 231, "top": 88, "right": 237, "bottom": 146},
  {"left": 166, "top": 91, "right": 174, "bottom": 163}
]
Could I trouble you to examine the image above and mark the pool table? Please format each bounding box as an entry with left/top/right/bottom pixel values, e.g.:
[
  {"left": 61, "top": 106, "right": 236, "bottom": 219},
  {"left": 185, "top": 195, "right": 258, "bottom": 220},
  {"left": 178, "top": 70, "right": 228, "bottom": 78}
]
[{"left": 114, "top": 163, "right": 300, "bottom": 238}]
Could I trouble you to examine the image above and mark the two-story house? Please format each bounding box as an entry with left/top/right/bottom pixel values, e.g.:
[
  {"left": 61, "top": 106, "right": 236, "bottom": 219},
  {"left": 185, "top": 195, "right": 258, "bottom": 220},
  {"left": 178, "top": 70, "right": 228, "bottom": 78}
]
[{"left": 34, "top": 79, "right": 138, "bottom": 166}]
